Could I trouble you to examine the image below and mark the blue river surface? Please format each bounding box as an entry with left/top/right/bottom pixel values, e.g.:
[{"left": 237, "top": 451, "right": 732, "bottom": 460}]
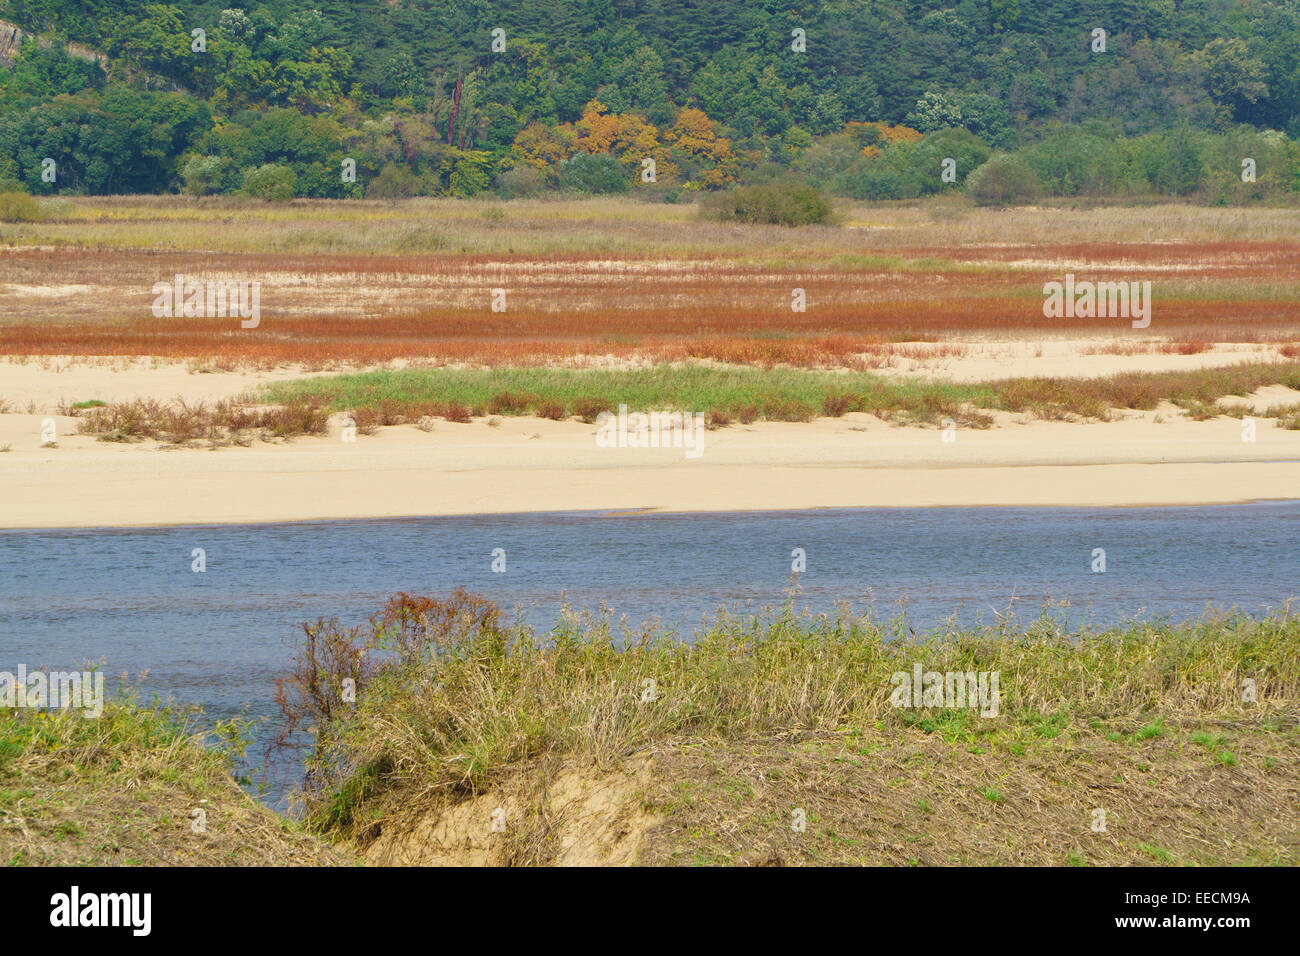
[{"left": 2, "top": 502, "right": 1297, "bottom": 804}]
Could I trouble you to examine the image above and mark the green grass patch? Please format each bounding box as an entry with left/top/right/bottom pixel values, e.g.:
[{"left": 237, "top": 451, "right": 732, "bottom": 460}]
[{"left": 258, "top": 361, "right": 1300, "bottom": 427}]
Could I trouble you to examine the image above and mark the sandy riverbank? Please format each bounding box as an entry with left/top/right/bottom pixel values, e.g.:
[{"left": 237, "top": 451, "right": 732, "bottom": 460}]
[
  {"left": 3, "top": 358, "right": 1298, "bottom": 528},
  {"left": 3, "top": 400, "right": 1298, "bottom": 527}
]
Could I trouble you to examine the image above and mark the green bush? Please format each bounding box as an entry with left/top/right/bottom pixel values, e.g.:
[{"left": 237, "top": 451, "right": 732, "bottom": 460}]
[
  {"left": 700, "top": 183, "right": 834, "bottom": 226},
  {"left": 449, "top": 155, "right": 493, "bottom": 197},
  {"left": 834, "top": 159, "right": 910, "bottom": 199},
  {"left": 1197, "top": 128, "right": 1300, "bottom": 204},
  {"left": 965, "top": 154, "right": 1041, "bottom": 206},
  {"left": 0, "top": 191, "right": 46, "bottom": 222},
  {"left": 831, "top": 130, "right": 989, "bottom": 201},
  {"left": 1022, "top": 128, "right": 1129, "bottom": 196},
  {"left": 907, "top": 128, "right": 992, "bottom": 190},
  {"left": 241, "top": 163, "right": 297, "bottom": 201},
  {"left": 493, "top": 166, "right": 545, "bottom": 199},
  {"left": 365, "top": 164, "right": 422, "bottom": 199},
  {"left": 180, "top": 156, "right": 229, "bottom": 196},
  {"left": 1127, "top": 131, "right": 1204, "bottom": 197},
  {"left": 793, "top": 134, "right": 862, "bottom": 190},
  {"left": 559, "top": 153, "right": 629, "bottom": 194}
]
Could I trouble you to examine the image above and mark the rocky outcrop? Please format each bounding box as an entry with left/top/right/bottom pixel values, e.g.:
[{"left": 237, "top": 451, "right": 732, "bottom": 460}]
[{"left": 0, "top": 18, "right": 108, "bottom": 70}]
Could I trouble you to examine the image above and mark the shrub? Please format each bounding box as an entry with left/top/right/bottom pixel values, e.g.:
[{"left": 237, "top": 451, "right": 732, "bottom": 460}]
[
  {"left": 1129, "top": 130, "right": 1204, "bottom": 197},
  {"left": 762, "top": 397, "right": 816, "bottom": 421},
  {"left": 242, "top": 164, "right": 297, "bottom": 201},
  {"left": 538, "top": 399, "right": 566, "bottom": 420},
  {"left": 0, "top": 191, "right": 45, "bottom": 223},
  {"left": 260, "top": 401, "right": 331, "bottom": 437},
  {"left": 904, "top": 128, "right": 993, "bottom": 193},
  {"left": 493, "top": 166, "right": 545, "bottom": 199},
  {"left": 180, "top": 156, "right": 229, "bottom": 196},
  {"left": 822, "top": 392, "right": 855, "bottom": 417},
  {"left": 347, "top": 408, "right": 382, "bottom": 435},
  {"left": 700, "top": 183, "right": 834, "bottom": 226},
  {"left": 559, "top": 153, "right": 629, "bottom": 194},
  {"left": 1021, "top": 129, "right": 1128, "bottom": 197},
  {"left": 450, "top": 154, "right": 493, "bottom": 197},
  {"left": 77, "top": 398, "right": 328, "bottom": 442},
  {"left": 365, "top": 164, "right": 421, "bottom": 199},
  {"left": 441, "top": 402, "right": 472, "bottom": 423},
  {"left": 574, "top": 397, "right": 612, "bottom": 423},
  {"left": 1160, "top": 340, "right": 1211, "bottom": 355},
  {"left": 393, "top": 224, "right": 445, "bottom": 251},
  {"left": 830, "top": 124, "right": 941, "bottom": 199},
  {"left": 487, "top": 391, "right": 537, "bottom": 415},
  {"left": 834, "top": 160, "right": 910, "bottom": 199},
  {"left": 965, "top": 154, "right": 1041, "bottom": 206}
]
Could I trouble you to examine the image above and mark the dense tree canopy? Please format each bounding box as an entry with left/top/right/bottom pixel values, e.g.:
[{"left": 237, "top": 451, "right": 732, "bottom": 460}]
[{"left": 2, "top": 1, "right": 1299, "bottom": 202}]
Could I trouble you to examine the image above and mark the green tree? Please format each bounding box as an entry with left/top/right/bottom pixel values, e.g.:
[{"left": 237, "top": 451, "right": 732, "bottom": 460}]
[
  {"left": 449, "top": 150, "right": 494, "bottom": 196},
  {"left": 382, "top": 51, "right": 421, "bottom": 100},
  {"left": 907, "top": 91, "right": 964, "bottom": 132},
  {"left": 966, "top": 153, "right": 1041, "bottom": 205},
  {"left": 242, "top": 163, "right": 296, "bottom": 200},
  {"left": 1194, "top": 39, "right": 1269, "bottom": 122},
  {"left": 559, "top": 152, "right": 628, "bottom": 193},
  {"left": 105, "top": 4, "right": 191, "bottom": 79}
]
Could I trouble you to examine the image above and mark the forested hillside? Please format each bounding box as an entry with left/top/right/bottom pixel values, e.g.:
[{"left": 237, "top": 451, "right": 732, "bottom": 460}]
[{"left": 2, "top": 0, "right": 1299, "bottom": 202}]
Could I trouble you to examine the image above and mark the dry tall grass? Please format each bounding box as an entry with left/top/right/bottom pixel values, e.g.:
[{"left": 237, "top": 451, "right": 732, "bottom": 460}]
[{"left": 281, "top": 592, "right": 1299, "bottom": 852}]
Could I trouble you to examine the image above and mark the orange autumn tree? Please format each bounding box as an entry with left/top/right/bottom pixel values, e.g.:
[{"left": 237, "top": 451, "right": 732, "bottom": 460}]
[
  {"left": 666, "top": 107, "right": 738, "bottom": 188},
  {"left": 510, "top": 121, "right": 576, "bottom": 169},
  {"left": 846, "top": 121, "right": 922, "bottom": 158},
  {"left": 610, "top": 110, "right": 676, "bottom": 180},
  {"left": 517, "top": 102, "right": 741, "bottom": 190},
  {"left": 573, "top": 100, "right": 621, "bottom": 154},
  {"left": 571, "top": 100, "right": 676, "bottom": 183}
]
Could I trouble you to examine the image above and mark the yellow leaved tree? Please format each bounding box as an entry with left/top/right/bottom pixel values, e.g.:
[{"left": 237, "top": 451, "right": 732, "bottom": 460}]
[{"left": 665, "top": 108, "right": 739, "bottom": 188}]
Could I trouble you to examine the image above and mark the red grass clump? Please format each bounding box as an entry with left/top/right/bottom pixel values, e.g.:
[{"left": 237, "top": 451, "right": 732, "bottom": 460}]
[
  {"left": 822, "top": 392, "right": 856, "bottom": 417},
  {"left": 1160, "top": 340, "right": 1211, "bottom": 355}
]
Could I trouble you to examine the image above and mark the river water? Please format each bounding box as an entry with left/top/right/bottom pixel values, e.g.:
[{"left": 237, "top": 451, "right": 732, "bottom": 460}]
[{"left": 3, "top": 502, "right": 1297, "bottom": 802}]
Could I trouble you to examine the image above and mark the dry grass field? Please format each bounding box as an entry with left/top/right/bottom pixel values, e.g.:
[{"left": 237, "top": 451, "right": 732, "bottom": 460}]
[{"left": 3, "top": 196, "right": 1299, "bottom": 368}]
